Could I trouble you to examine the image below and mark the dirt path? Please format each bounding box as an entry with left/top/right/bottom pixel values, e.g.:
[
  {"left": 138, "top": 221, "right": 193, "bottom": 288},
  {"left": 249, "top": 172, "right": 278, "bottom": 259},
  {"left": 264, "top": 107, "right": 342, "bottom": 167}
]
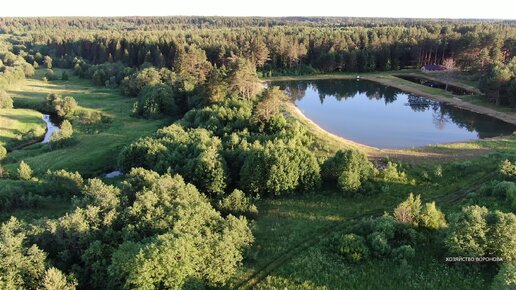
[{"left": 234, "top": 172, "right": 495, "bottom": 289}]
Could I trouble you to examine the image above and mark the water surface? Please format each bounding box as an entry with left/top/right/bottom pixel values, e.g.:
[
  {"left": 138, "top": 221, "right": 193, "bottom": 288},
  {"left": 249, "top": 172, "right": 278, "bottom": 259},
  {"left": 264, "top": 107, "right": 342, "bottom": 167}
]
[
  {"left": 272, "top": 79, "right": 515, "bottom": 148},
  {"left": 41, "top": 114, "right": 60, "bottom": 143}
]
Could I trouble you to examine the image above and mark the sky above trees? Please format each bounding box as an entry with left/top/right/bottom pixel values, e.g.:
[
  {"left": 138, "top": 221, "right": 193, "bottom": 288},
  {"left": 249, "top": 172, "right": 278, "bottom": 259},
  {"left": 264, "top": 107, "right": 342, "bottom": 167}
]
[{"left": 1, "top": 0, "right": 514, "bottom": 19}]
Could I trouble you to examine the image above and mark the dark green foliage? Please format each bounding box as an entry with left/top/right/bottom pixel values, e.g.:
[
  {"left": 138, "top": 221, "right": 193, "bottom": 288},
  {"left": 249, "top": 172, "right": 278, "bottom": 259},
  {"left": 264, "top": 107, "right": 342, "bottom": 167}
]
[
  {"left": 217, "top": 189, "right": 258, "bottom": 218},
  {"left": 340, "top": 215, "right": 420, "bottom": 263},
  {"left": 45, "top": 169, "right": 84, "bottom": 196},
  {"left": 336, "top": 233, "right": 370, "bottom": 262},
  {"left": 0, "top": 89, "right": 13, "bottom": 109},
  {"left": 321, "top": 150, "right": 374, "bottom": 193},
  {"left": 240, "top": 140, "right": 320, "bottom": 196},
  {"left": 120, "top": 67, "right": 164, "bottom": 97},
  {"left": 45, "top": 93, "right": 78, "bottom": 118},
  {"left": 61, "top": 71, "right": 69, "bottom": 81},
  {"left": 0, "top": 180, "right": 45, "bottom": 211},
  {"left": 491, "top": 262, "right": 516, "bottom": 290},
  {"left": 118, "top": 124, "right": 228, "bottom": 195},
  {"left": 180, "top": 97, "right": 254, "bottom": 136},
  {"left": 44, "top": 68, "right": 57, "bottom": 81},
  {"left": 134, "top": 83, "right": 177, "bottom": 118}
]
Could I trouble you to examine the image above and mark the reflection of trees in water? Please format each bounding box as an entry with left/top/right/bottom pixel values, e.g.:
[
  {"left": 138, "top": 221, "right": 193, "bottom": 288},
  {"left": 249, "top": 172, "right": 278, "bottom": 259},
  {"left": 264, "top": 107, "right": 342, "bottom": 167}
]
[
  {"left": 274, "top": 81, "right": 308, "bottom": 101},
  {"left": 274, "top": 80, "right": 516, "bottom": 138},
  {"left": 406, "top": 95, "right": 438, "bottom": 112},
  {"left": 295, "top": 79, "right": 401, "bottom": 104}
]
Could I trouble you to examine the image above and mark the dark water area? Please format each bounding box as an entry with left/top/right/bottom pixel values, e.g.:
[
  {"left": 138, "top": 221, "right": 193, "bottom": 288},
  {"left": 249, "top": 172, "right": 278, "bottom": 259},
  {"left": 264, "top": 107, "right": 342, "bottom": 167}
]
[
  {"left": 271, "top": 79, "right": 515, "bottom": 149},
  {"left": 395, "top": 75, "right": 475, "bottom": 96}
]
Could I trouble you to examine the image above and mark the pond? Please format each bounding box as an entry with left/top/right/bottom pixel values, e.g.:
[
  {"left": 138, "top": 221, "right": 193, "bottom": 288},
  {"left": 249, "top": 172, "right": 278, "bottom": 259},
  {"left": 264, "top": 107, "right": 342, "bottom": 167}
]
[{"left": 271, "top": 79, "right": 516, "bottom": 149}]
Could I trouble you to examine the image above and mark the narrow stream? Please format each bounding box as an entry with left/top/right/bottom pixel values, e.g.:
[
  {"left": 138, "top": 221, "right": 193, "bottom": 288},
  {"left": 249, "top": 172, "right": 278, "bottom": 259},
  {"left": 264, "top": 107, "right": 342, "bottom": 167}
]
[{"left": 41, "top": 114, "right": 60, "bottom": 143}]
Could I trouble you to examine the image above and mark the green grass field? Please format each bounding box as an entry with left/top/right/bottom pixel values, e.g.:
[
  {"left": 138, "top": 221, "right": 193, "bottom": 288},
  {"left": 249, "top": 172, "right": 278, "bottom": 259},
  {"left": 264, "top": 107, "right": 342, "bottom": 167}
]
[
  {"left": 0, "top": 108, "right": 45, "bottom": 149},
  {"left": 2, "top": 69, "right": 171, "bottom": 176}
]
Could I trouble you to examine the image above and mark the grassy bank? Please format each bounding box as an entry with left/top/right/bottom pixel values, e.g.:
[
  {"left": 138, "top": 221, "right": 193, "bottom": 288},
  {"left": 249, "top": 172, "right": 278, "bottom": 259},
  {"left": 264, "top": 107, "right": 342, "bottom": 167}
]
[
  {"left": 0, "top": 108, "right": 46, "bottom": 150},
  {"left": 3, "top": 69, "right": 170, "bottom": 176}
]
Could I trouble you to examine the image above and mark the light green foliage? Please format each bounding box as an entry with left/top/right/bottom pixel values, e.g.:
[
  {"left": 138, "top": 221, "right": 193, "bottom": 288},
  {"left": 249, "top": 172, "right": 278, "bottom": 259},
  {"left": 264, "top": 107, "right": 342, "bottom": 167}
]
[
  {"left": 419, "top": 202, "right": 448, "bottom": 230},
  {"left": 336, "top": 233, "right": 370, "bottom": 262},
  {"left": 380, "top": 161, "right": 409, "bottom": 183},
  {"left": 393, "top": 193, "right": 421, "bottom": 226},
  {"left": 119, "top": 124, "right": 228, "bottom": 195},
  {"left": 447, "top": 206, "right": 489, "bottom": 257},
  {"left": 50, "top": 120, "right": 73, "bottom": 143},
  {"left": 217, "top": 189, "right": 258, "bottom": 217},
  {"left": 499, "top": 160, "right": 516, "bottom": 180},
  {"left": 491, "top": 263, "right": 516, "bottom": 290},
  {"left": 75, "top": 178, "right": 121, "bottom": 213},
  {"left": 0, "top": 144, "right": 6, "bottom": 160},
  {"left": 120, "top": 67, "right": 167, "bottom": 97},
  {"left": 173, "top": 45, "right": 212, "bottom": 92},
  {"left": 240, "top": 140, "right": 320, "bottom": 195},
  {"left": 0, "top": 218, "right": 46, "bottom": 289},
  {"left": 227, "top": 57, "right": 262, "bottom": 100},
  {"left": 108, "top": 169, "right": 253, "bottom": 289},
  {"left": 445, "top": 206, "right": 516, "bottom": 259},
  {"left": 255, "top": 86, "right": 285, "bottom": 124},
  {"left": 43, "top": 55, "right": 52, "bottom": 69},
  {"left": 0, "top": 89, "right": 13, "bottom": 109},
  {"left": 46, "top": 93, "right": 78, "bottom": 118},
  {"left": 17, "top": 160, "right": 32, "bottom": 180},
  {"left": 180, "top": 97, "right": 254, "bottom": 136},
  {"left": 488, "top": 211, "right": 516, "bottom": 262},
  {"left": 41, "top": 267, "right": 76, "bottom": 290}
]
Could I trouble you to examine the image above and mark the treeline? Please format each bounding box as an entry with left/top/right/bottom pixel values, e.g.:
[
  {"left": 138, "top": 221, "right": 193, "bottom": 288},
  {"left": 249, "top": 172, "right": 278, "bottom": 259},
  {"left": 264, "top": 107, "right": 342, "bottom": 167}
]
[
  {"left": 9, "top": 21, "right": 514, "bottom": 74},
  {"left": 2, "top": 17, "right": 513, "bottom": 33}
]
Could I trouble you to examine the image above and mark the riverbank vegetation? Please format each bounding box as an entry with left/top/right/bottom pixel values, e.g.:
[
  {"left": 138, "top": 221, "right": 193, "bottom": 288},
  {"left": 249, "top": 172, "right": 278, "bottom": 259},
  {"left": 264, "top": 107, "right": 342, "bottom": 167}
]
[{"left": 0, "top": 17, "right": 515, "bottom": 289}]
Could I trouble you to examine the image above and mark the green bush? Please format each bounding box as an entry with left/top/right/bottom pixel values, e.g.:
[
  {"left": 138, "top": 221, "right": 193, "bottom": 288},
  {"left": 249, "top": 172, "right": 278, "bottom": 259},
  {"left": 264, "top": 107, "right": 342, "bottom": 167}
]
[
  {"left": 0, "top": 89, "right": 13, "bottom": 109},
  {"left": 493, "top": 181, "right": 516, "bottom": 199},
  {"left": 491, "top": 262, "right": 516, "bottom": 290},
  {"left": 17, "top": 161, "right": 32, "bottom": 180},
  {"left": 499, "top": 160, "right": 516, "bottom": 180},
  {"left": 419, "top": 202, "right": 447, "bottom": 230},
  {"left": 217, "top": 189, "right": 258, "bottom": 217},
  {"left": 321, "top": 150, "right": 374, "bottom": 194},
  {"left": 336, "top": 233, "right": 370, "bottom": 262},
  {"left": 45, "top": 169, "right": 84, "bottom": 196},
  {"left": 240, "top": 141, "right": 320, "bottom": 196},
  {"left": 0, "top": 145, "right": 7, "bottom": 160},
  {"left": 391, "top": 245, "right": 415, "bottom": 262},
  {"left": 380, "top": 161, "right": 409, "bottom": 183}
]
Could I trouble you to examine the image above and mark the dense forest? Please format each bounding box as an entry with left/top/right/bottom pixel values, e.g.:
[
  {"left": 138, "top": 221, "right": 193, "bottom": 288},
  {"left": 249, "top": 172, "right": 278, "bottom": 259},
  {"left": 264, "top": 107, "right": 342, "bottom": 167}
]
[{"left": 0, "top": 17, "right": 516, "bottom": 289}]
